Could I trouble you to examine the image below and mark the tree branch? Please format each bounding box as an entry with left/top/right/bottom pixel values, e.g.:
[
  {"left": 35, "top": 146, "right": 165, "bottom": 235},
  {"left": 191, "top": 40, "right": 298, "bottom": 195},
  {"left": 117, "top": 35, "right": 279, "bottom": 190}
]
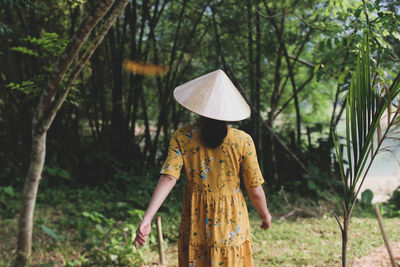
[
  {"left": 34, "top": 0, "right": 115, "bottom": 126},
  {"left": 262, "top": 0, "right": 302, "bottom": 145},
  {"left": 226, "top": 66, "right": 310, "bottom": 173},
  {"left": 36, "top": 0, "right": 130, "bottom": 134},
  {"left": 272, "top": 74, "right": 314, "bottom": 120},
  {"left": 288, "top": 55, "right": 315, "bottom": 68},
  {"left": 256, "top": 5, "right": 325, "bottom": 31}
]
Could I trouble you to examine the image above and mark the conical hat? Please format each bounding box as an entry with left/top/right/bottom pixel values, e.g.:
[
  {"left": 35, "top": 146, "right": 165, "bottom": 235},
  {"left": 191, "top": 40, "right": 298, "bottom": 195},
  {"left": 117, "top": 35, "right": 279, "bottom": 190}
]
[{"left": 173, "top": 70, "right": 251, "bottom": 121}]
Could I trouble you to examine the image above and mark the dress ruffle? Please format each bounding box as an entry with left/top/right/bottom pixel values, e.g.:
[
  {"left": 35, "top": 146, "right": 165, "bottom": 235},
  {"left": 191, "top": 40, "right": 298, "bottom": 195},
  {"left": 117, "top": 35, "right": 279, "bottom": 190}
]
[{"left": 178, "top": 190, "right": 254, "bottom": 266}]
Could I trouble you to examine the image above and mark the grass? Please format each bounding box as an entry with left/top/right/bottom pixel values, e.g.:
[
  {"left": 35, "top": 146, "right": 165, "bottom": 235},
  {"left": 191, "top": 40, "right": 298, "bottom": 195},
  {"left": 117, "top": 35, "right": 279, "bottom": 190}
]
[
  {"left": 251, "top": 215, "right": 400, "bottom": 266},
  {"left": 1, "top": 185, "right": 399, "bottom": 266}
]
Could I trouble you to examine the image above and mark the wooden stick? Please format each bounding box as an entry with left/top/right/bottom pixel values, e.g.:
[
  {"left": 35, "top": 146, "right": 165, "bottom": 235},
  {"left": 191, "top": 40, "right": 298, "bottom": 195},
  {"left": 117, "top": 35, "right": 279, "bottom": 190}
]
[
  {"left": 374, "top": 204, "right": 398, "bottom": 267},
  {"left": 156, "top": 216, "right": 165, "bottom": 266}
]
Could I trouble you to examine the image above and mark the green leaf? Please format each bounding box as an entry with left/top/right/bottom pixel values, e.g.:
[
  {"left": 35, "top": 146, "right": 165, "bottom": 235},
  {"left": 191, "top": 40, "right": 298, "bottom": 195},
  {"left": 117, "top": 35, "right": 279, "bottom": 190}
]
[
  {"left": 307, "top": 180, "right": 317, "bottom": 191},
  {"left": 367, "top": 3, "right": 374, "bottom": 12},
  {"left": 332, "top": 130, "right": 346, "bottom": 190},
  {"left": 110, "top": 254, "right": 118, "bottom": 262},
  {"left": 82, "top": 211, "right": 105, "bottom": 223},
  {"left": 59, "top": 169, "right": 71, "bottom": 180},
  {"left": 41, "top": 224, "right": 62, "bottom": 240},
  {"left": 338, "top": 72, "right": 347, "bottom": 84},
  {"left": 393, "top": 32, "right": 400, "bottom": 41},
  {"left": 96, "top": 224, "right": 105, "bottom": 234},
  {"left": 381, "top": 29, "right": 389, "bottom": 37},
  {"left": 6, "top": 80, "right": 36, "bottom": 94},
  {"left": 10, "top": 46, "right": 39, "bottom": 57},
  {"left": 1, "top": 186, "right": 15, "bottom": 197},
  {"left": 314, "top": 64, "right": 321, "bottom": 73},
  {"left": 333, "top": 32, "right": 400, "bottom": 210},
  {"left": 354, "top": 8, "right": 362, "bottom": 18},
  {"left": 361, "top": 189, "right": 373, "bottom": 205}
]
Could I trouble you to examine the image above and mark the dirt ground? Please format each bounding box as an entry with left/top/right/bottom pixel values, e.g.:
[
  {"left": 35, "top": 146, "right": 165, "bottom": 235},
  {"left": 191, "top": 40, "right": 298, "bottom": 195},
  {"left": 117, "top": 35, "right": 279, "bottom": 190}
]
[
  {"left": 353, "top": 242, "right": 400, "bottom": 267},
  {"left": 353, "top": 171, "right": 400, "bottom": 267}
]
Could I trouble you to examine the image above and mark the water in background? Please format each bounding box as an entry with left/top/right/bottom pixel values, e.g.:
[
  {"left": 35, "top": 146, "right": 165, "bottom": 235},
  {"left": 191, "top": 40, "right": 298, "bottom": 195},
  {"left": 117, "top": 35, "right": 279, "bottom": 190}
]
[
  {"left": 336, "top": 113, "right": 400, "bottom": 203},
  {"left": 358, "top": 138, "right": 400, "bottom": 203}
]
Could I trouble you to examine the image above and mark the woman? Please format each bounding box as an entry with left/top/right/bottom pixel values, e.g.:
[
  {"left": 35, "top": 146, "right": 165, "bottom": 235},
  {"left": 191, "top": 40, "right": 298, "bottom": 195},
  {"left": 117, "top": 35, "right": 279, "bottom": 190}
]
[{"left": 134, "top": 70, "right": 271, "bottom": 266}]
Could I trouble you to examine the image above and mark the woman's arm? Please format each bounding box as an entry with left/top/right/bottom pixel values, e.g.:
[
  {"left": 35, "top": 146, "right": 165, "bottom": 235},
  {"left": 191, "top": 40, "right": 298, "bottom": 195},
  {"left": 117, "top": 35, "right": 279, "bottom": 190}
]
[
  {"left": 247, "top": 185, "right": 272, "bottom": 229},
  {"left": 134, "top": 174, "right": 177, "bottom": 248}
]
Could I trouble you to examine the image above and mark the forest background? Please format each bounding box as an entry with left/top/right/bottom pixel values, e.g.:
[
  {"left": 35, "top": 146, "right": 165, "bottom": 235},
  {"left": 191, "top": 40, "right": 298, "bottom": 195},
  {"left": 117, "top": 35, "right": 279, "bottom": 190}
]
[{"left": 1, "top": 0, "right": 400, "bottom": 266}]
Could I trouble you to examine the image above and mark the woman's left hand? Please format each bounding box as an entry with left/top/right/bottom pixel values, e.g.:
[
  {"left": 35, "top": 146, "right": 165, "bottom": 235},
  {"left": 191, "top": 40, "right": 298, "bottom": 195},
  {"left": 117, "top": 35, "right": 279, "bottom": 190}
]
[{"left": 134, "top": 219, "right": 151, "bottom": 248}]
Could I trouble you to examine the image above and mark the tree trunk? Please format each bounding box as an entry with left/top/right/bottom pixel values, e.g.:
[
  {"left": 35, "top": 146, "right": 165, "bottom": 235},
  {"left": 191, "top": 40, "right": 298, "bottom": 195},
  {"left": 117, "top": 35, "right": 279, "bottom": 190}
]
[
  {"left": 109, "top": 24, "right": 124, "bottom": 158},
  {"left": 268, "top": 128, "right": 279, "bottom": 182},
  {"left": 147, "top": 0, "right": 208, "bottom": 165},
  {"left": 246, "top": 0, "right": 255, "bottom": 107},
  {"left": 255, "top": 0, "right": 262, "bottom": 167},
  {"left": 342, "top": 216, "right": 349, "bottom": 267},
  {"left": 263, "top": 3, "right": 302, "bottom": 146},
  {"left": 15, "top": 132, "right": 46, "bottom": 265},
  {"left": 15, "top": 1, "right": 130, "bottom": 265},
  {"left": 141, "top": 90, "right": 152, "bottom": 161}
]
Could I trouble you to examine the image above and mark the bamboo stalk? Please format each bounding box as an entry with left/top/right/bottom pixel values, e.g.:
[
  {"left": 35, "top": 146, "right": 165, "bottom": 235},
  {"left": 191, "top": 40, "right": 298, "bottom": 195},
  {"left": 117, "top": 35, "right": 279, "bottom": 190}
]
[
  {"left": 156, "top": 216, "right": 165, "bottom": 266},
  {"left": 374, "top": 204, "right": 398, "bottom": 267}
]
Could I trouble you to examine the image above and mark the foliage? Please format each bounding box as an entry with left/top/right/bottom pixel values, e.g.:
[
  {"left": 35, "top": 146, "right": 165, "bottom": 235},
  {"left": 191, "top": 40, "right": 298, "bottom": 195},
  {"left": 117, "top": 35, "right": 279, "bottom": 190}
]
[
  {"left": 68, "top": 0, "right": 86, "bottom": 9},
  {"left": 0, "top": 180, "right": 182, "bottom": 266},
  {"left": 299, "top": 163, "right": 340, "bottom": 197},
  {"left": 360, "top": 189, "right": 374, "bottom": 207},
  {"left": 6, "top": 80, "right": 36, "bottom": 94},
  {"left": 6, "top": 32, "right": 68, "bottom": 97},
  {"left": 333, "top": 35, "right": 400, "bottom": 214},
  {"left": 0, "top": 21, "right": 12, "bottom": 35},
  {"left": 382, "top": 187, "right": 400, "bottom": 217},
  {"left": 1, "top": 1, "right": 400, "bottom": 264},
  {"left": 12, "top": 33, "right": 67, "bottom": 58},
  {"left": 43, "top": 154, "right": 71, "bottom": 181},
  {"left": 77, "top": 210, "right": 154, "bottom": 266},
  {"left": 1, "top": 0, "right": 400, "bottom": 191},
  {"left": 0, "top": 0, "right": 37, "bottom": 8},
  {"left": 41, "top": 224, "right": 63, "bottom": 240},
  {"left": 0, "top": 185, "right": 19, "bottom": 218},
  {"left": 1, "top": 183, "right": 399, "bottom": 266},
  {"left": 0, "top": 0, "right": 38, "bottom": 37},
  {"left": 332, "top": 29, "right": 400, "bottom": 265}
]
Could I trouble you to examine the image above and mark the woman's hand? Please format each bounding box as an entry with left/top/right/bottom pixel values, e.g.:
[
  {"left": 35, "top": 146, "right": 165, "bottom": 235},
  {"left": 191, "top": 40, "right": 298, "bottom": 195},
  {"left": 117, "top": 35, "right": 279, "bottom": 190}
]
[
  {"left": 133, "top": 174, "right": 177, "bottom": 249},
  {"left": 260, "top": 211, "right": 272, "bottom": 230},
  {"left": 134, "top": 219, "right": 151, "bottom": 248},
  {"left": 247, "top": 185, "right": 271, "bottom": 230}
]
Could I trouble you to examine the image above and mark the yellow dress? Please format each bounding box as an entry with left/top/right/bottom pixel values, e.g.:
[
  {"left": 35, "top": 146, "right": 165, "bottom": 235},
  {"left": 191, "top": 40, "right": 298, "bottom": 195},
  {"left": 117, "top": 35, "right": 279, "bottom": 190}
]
[{"left": 160, "top": 123, "right": 264, "bottom": 267}]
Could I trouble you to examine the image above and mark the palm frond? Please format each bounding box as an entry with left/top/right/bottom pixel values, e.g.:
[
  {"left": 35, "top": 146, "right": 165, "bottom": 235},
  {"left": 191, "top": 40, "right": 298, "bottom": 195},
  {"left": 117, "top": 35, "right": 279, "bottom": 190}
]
[{"left": 333, "top": 35, "right": 400, "bottom": 211}]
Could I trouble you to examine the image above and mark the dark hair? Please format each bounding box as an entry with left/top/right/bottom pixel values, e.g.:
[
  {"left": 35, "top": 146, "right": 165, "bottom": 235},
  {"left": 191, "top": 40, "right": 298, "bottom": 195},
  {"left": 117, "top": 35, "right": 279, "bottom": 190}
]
[{"left": 200, "top": 117, "right": 228, "bottom": 148}]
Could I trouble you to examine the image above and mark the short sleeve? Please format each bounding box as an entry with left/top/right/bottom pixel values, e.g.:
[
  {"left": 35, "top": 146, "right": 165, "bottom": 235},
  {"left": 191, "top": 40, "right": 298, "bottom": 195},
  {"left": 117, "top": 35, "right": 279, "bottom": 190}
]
[
  {"left": 240, "top": 134, "right": 265, "bottom": 190},
  {"left": 160, "top": 130, "right": 183, "bottom": 179}
]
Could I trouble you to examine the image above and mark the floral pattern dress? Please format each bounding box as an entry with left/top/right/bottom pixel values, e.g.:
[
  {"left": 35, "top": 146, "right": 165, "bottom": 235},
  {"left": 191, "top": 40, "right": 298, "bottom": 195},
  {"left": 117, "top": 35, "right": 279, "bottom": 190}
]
[{"left": 160, "top": 123, "right": 264, "bottom": 267}]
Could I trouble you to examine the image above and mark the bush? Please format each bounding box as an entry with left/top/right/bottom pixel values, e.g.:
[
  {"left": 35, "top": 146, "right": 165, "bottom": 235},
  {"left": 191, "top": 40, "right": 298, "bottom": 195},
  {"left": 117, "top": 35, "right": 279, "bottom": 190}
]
[
  {"left": 383, "top": 187, "right": 400, "bottom": 217},
  {"left": 74, "top": 209, "right": 158, "bottom": 266},
  {"left": 0, "top": 185, "right": 19, "bottom": 218}
]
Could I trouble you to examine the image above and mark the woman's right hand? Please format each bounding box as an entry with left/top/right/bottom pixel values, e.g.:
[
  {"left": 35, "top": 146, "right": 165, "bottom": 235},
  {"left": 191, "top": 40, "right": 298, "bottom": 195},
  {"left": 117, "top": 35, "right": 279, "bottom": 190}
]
[{"left": 260, "top": 211, "right": 272, "bottom": 230}]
